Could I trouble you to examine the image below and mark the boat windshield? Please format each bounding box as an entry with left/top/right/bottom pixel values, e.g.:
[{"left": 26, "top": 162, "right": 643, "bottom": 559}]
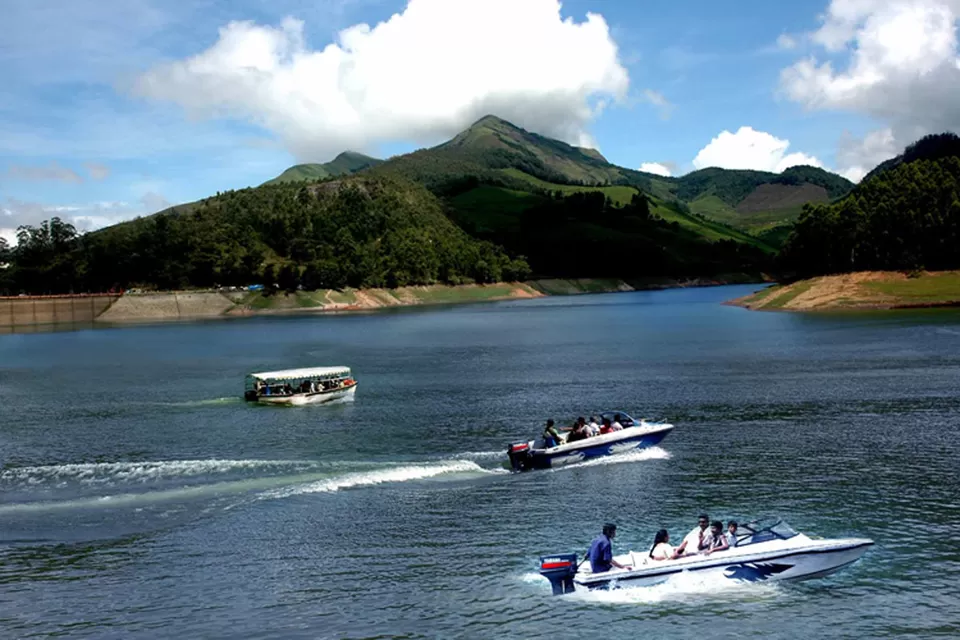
[
  {"left": 736, "top": 518, "right": 799, "bottom": 545},
  {"left": 598, "top": 411, "right": 636, "bottom": 426}
]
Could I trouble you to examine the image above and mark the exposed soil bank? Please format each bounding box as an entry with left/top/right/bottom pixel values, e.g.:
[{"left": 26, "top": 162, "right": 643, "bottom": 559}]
[
  {"left": 2, "top": 274, "right": 768, "bottom": 332},
  {"left": 729, "top": 270, "right": 960, "bottom": 311}
]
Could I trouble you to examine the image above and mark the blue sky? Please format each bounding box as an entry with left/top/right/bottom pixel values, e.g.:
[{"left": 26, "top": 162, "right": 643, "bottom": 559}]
[{"left": 2, "top": 0, "right": 959, "bottom": 241}]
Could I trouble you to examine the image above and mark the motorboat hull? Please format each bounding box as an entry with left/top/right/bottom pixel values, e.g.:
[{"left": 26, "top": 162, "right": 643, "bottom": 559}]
[
  {"left": 539, "top": 532, "right": 874, "bottom": 595},
  {"left": 577, "top": 540, "right": 874, "bottom": 590},
  {"left": 508, "top": 423, "right": 673, "bottom": 472},
  {"left": 253, "top": 383, "right": 357, "bottom": 406}
]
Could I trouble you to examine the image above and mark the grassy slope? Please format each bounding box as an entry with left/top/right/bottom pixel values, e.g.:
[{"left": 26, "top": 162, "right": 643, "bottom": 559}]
[{"left": 732, "top": 271, "right": 960, "bottom": 311}]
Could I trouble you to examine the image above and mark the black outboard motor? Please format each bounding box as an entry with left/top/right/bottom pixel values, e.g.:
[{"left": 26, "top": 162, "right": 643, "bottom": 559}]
[
  {"left": 539, "top": 553, "right": 578, "bottom": 595},
  {"left": 244, "top": 389, "right": 258, "bottom": 402},
  {"left": 507, "top": 441, "right": 533, "bottom": 472}
]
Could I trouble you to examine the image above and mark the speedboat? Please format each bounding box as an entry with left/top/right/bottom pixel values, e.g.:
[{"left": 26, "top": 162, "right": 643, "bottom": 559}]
[
  {"left": 539, "top": 518, "right": 873, "bottom": 595},
  {"left": 243, "top": 366, "right": 358, "bottom": 406},
  {"left": 506, "top": 411, "right": 673, "bottom": 472}
]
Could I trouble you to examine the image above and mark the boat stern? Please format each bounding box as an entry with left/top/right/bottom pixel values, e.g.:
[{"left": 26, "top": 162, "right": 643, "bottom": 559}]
[{"left": 539, "top": 553, "right": 579, "bottom": 595}]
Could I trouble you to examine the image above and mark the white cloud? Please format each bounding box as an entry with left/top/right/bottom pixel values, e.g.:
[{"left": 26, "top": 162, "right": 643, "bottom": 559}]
[
  {"left": 1, "top": 197, "right": 165, "bottom": 245},
  {"left": 835, "top": 128, "right": 898, "bottom": 182},
  {"left": 692, "top": 126, "right": 823, "bottom": 172},
  {"left": 781, "top": 0, "right": 960, "bottom": 178},
  {"left": 639, "top": 162, "right": 673, "bottom": 177},
  {"left": 5, "top": 161, "right": 83, "bottom": 183},
  {"left": 640, "top": 89, "right": 673, "bottom": 119},
  {"left": 84, "top": 162, "right": 111, "bottom": 180},
  {"left": 777, "top": 33, "right": 798, "bottom": 50},
  {"left": 133, "top": 0, "right": 630, "bottom": 160}
]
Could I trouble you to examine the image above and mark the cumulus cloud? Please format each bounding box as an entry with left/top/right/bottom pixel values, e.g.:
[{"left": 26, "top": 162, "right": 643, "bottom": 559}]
[
  {"left": 640, "top": 89, "right": 673, "bottom": 120},
  {"left": 5, "top": 161, "right": 83, "bottom": 183},
  {"left": 133, "top": 0, "right": 630, "bottom": 160},
  {"left": 84, "top": 162, "right": 111, "bottom": 180},
  {"left": 639, "top": 162, "right": 673, "bottom": 177},
  {"left": 777, "top": 33, "right": 798, "bottom": 50},
  {"left": 1, "top": 196, "right": 167, "bottom": 245},
  {"left": 835, "top": 128, "right": 898, "bottom": 182},
  {"left": 781, "top": 0, "right": 960, "bottom": 178},
  {"left": 692, "top": 126, "right": 823, "bottom": 172}
]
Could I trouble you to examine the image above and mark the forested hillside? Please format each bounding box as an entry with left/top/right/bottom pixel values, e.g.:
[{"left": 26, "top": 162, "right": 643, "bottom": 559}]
[
  {"left": 0, "top": 115, "right": 864, "bottom": 295},
  {"left": 4, "top": 177, "right": 529, "bottom": 294},
  {"left": 780, "top": 134, "right": 960, "bottom": 277}
]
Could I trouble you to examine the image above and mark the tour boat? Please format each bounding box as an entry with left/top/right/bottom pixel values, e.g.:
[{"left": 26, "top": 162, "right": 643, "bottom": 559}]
[
  {"left": 539, "top": 519, "right": 874, "bottom": 595},
  {"left": 243, "top": 366, "right": 358, "bottom": 406},
  {"left": 506, "top": 411, "right": 674, "bottom": 472}
]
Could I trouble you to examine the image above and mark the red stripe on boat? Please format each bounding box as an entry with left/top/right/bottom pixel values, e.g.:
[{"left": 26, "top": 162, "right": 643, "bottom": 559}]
[{"left": 541, "top": 562, "right": 572, "bottom": 569}]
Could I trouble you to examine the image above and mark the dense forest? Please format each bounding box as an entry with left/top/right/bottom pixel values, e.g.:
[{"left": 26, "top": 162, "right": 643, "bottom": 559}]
[
  {"left": 1, "top": 177, "right": 530, "bottom": 295},
  {"left": 780, "top": 134, "right": 960, "bottom": 277}
]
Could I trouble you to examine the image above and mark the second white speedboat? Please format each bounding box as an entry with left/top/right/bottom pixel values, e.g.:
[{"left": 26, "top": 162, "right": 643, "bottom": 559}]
[{"left": 539, "top": 519, "right": 873, "bottom": 595}]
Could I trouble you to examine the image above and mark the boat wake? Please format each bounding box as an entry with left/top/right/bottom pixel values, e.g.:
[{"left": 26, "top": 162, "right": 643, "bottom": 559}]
[
  {"left": 0, "top": 457, "right": 502, "bottom": 516},
  {"left": 258, "top": 459, "right": 494, "bottom": 499},
  {"left": 521, "top": 569, "right": 781, "bottom": 604},
  {"left": 548, "top": 446, "right": 672, "bottom": 473}
]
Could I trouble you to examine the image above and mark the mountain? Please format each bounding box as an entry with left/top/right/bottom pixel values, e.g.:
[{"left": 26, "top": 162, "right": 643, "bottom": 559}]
[
  {"left": 265, "top": 116, "right": 852, "bottom": 244},
  {"left": 264, "top": 151, "right": 382, "bottom": 185},
  {"left": 6, "top": 115, "right": 853, "bottom": 294},
  {"left": 780, "top": 133, "right": 960, "bottom": 277}
]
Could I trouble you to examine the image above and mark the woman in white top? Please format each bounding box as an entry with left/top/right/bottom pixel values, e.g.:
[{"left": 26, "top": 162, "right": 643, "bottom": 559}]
[{"left": 649, "top": 529, "right": 681, "bottom": 561}]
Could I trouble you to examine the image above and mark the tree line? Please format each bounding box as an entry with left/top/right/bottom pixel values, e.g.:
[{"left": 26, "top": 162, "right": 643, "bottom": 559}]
[
  {"left": 0, "top": 177, "right": 530, "bottom": 295},
  {"left": 780, "top": 136, "right": 960, "bottom": 277}
]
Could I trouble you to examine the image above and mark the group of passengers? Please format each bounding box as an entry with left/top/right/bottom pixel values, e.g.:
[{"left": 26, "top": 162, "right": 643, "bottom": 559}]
[
  {"left": 255, "top": 378, "right": 343, "bottom": 397},
  {"left": 542, "top": 414, "right": 633, "bottom": 447},
  {"left": 587, "top": 516, "right": 740, "bottom": 573},
  {"left": 649, "top": 514, "right": 739, "bottom": 561}
]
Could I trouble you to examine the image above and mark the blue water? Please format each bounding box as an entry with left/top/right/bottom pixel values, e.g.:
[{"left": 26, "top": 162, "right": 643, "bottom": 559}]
[{"left": 1, "top": 285, "right": 959, "bottom": 638}]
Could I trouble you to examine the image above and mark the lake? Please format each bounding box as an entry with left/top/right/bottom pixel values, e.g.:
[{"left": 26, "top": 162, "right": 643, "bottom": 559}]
[{"left": 1, "top": 285, "right": 959, "bottom": 639}]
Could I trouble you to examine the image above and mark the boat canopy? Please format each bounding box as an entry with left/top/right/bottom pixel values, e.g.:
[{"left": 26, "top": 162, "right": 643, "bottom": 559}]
[{"left": 247, "top": 366, "right": 351, "bottom": 382}]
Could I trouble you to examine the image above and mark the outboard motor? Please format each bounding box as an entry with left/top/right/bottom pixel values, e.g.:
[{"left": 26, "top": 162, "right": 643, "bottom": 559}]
[
  {"left": 539, "top": 553, "right": 578, "bottom": 595},
  {"left": 507, "top": 441, "right": 533, "bottom": 472},
  {"left": 243, "top": 390, "right": 258, "bottom": 402}
]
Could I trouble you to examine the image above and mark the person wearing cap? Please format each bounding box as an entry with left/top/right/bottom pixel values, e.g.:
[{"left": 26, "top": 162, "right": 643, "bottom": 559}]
[{"left": 586, "top": 523, "right": 633, "bottom": 573}]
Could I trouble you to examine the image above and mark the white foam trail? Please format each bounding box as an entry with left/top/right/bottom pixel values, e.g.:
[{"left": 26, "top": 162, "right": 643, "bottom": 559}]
[
  {"left": 525, "top": 570, "right": 781, "bottom": 604},
  {"left": 550, "top": 446, "right": 672, "bottom": 473},
  {"left": 567, "top": 570, "right": 782, "bottom": 605},
  {"left": 451, "top": 451, "right": 504, "bottom": 460},
  {"left": 260, "top": 459, "right": 490, "bottom": 499},
  {"left": 0, "top": 459, "right": 317, "bottom": 487}
]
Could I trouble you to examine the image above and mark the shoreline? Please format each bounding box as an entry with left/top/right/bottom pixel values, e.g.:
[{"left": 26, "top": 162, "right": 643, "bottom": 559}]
[
  {"left": 728, "top": 270, "right": 960, "bottom": 312},
  {"left": 1, "top": 275, "right": 764, "bottom": 333}
]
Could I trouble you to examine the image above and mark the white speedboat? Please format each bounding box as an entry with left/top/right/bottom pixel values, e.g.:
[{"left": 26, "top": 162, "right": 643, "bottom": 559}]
[
  {"left": 507, "top": 411, "right": 674, "bottom": 472},
  {"left": 243, "top": 366, "right": 358, "bottom": 406},
  {"left": 539, "top": 519, "right": 873, "bottom": 595}
]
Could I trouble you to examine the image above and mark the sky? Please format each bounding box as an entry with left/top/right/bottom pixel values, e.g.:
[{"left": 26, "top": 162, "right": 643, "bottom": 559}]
[{"left": 3, "top": 0, "right": 960, "bottom": 243}]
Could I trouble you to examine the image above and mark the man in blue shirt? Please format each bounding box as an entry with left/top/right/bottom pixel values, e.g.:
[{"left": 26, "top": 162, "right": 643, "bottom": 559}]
[{"left": 587, "top": 523, "right": 632, "bottom": 573}]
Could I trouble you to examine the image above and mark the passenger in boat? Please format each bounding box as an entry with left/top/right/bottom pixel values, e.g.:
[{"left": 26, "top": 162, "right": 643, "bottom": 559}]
[
  {"left": 587, "top": 523, "right": 632, "bottom": 573},
  {"left": 255, "top": 380, "right": 266, "bottom": 395},
  {"left": 704, "top": 521, "right": 729, "bottom": 554},
  {"left": 676, "top": 514, "right": 713, "bottom": 556},
  {"left": 566, "top": 423, "right": 585, "bottom": 443},
  {"left": 543, "top": 419, "right": 564, "bottom": 447},
  {"left": 299, "top": 380, "right": 311, "bottom": 393},
  {"left": 586, "top": 416, "right": 600, "bottom": 436},
  {"left": 649, "top": 529, "right": 681, "bottom": 561},
  {"left": 611, "top": 414, "right": 624, "bottom": 431},
  {"left": 599, "top": 417, "right": 613, "bottom": 434},
  {"left": 726, "top": 521, "right": 739, "bottom": 548}
]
